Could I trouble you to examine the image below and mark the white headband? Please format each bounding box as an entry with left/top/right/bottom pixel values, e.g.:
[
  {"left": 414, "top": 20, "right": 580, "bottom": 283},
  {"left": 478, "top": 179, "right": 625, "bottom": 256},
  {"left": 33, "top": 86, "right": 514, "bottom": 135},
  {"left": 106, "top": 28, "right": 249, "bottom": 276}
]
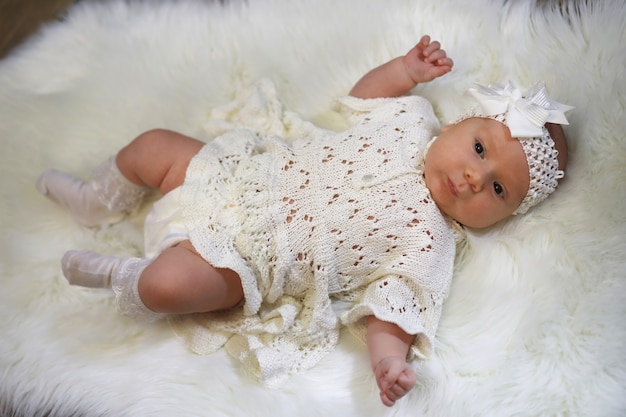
[{"left": 465, "top": 81, "right": 574, "bottom": 215}]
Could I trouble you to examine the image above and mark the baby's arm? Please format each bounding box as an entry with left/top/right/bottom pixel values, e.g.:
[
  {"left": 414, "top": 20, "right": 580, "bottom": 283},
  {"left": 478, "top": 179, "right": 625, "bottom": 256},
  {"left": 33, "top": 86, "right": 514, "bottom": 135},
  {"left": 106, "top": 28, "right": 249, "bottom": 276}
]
[
  {"left": 366, "top": 315, "right": 416, "bottom": 407},
  {"left": 350, "top": 35, "right": 453, "bottom": 99}
]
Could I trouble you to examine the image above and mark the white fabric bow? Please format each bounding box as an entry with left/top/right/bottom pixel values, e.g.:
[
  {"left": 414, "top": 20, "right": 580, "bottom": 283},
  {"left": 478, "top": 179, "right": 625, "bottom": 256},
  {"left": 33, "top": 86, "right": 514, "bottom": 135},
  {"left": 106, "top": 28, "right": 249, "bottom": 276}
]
[{"left": 466, "top": 81, "right": 574, "bottom": 138}]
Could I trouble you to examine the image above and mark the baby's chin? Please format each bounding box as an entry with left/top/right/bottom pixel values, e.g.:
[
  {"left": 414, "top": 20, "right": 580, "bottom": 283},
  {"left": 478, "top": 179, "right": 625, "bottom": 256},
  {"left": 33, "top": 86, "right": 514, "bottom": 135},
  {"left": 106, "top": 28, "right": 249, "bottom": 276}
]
[{"left": 446, "top": 207, "right": 514, "bottom": 230}]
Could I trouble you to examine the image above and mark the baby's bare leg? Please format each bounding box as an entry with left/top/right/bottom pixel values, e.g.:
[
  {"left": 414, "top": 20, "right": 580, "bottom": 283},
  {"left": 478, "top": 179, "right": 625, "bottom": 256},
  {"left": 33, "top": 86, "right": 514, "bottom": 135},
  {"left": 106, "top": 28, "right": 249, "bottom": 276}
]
[
  {"left": 138, "top": 240, "right": 244, "bottom": 314},
  {"left": 116, "top": 129, "right": 205, "bottom": 194},
  {"left": 37, "top": 129, "right": 204, "bottom": 227}
]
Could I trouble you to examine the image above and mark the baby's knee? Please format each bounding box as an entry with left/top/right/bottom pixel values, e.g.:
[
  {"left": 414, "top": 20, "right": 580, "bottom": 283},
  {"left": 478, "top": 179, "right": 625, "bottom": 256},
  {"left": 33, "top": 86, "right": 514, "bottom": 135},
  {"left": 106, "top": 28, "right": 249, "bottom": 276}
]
[
  {"left": 137, "top": 263, "right": 190, "bottom": 312},
  {"left": 117, "top": 129, "right": 168, "bottom": 166},
  {"left": 127, "top": 129, "right": 171, "bottom": 152}
]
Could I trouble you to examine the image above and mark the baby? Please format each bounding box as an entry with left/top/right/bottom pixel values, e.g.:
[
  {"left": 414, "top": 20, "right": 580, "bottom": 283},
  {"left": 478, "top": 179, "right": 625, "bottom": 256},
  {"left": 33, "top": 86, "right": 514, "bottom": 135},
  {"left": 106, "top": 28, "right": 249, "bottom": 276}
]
[{"left": 36, "top": 35, "right": 571, "bottom": 406}]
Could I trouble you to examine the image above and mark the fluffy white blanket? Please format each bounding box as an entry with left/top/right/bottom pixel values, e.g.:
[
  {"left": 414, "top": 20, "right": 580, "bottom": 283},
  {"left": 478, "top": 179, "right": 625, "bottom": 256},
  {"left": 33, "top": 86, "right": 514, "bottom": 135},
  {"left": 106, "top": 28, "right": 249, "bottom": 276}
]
[{"left": 1, "top": 1, "right": 624, "bottom": 416}]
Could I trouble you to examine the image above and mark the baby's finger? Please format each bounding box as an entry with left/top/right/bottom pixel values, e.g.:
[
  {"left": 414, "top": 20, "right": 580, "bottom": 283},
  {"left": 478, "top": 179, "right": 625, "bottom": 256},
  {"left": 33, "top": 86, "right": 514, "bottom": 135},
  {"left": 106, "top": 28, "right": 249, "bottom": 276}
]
[
  {"left": 422, "top": 40, "right": 441, "bottom": 58},
  {"left": 386, "top": 381, "right": 409, "bottom": 399},
  {"left": 380, "top": 391, "right": 396, "bottom": 407},
  {"left": 412, "top": 35, "right": 431, "bottom": 55},
  {"left": 397, "top": 369, "right": 417, "bottom": 391},
  {"left": 437, "top": 56, "right": 454, "bottom": 69},
  {"left": 426, "top": 49, "right": 447, "bottom": 63}
]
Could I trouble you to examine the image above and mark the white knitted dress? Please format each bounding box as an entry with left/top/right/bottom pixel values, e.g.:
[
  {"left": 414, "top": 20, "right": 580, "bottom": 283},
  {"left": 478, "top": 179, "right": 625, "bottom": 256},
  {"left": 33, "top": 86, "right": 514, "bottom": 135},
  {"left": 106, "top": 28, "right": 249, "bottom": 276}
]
[{"left": 171, "top": 90, "right": 457, "bottom": 387}]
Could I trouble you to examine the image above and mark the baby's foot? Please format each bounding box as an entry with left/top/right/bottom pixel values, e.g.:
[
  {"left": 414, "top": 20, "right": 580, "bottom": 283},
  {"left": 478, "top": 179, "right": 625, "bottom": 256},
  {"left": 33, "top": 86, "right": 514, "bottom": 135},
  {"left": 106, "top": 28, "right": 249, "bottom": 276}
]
[
  {"left": 36, "top": 170, "right": 127, "bottom": 227},
  {"left": 61, "top": 250, "right": 125, "bottom": 288}
]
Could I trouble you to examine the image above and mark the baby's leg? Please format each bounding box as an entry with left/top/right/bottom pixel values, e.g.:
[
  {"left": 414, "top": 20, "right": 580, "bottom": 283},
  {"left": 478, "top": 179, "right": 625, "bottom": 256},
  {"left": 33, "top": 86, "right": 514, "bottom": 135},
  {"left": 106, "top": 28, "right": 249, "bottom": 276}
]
[
  {"left": 138, "top": 240, "right": 244, "bottom": 313},
  {"left": 115, "top": 129, "right": 205, "bottom": 195},
  {"left": 62, "top": 240, "right": 243, "bottom": 320},
  {"left": 36, "top": 129, "right": 204, "bottom": 227}
]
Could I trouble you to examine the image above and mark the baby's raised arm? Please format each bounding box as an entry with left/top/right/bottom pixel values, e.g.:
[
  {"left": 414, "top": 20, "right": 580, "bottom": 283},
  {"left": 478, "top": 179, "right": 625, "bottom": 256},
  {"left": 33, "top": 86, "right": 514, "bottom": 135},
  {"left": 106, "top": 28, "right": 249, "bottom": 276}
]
[
  {"left": 350, "top": 35, "right": 453, "bottom": 99},
  {"left": 366, "top": 316, "right": 416, "bottom": 407}
]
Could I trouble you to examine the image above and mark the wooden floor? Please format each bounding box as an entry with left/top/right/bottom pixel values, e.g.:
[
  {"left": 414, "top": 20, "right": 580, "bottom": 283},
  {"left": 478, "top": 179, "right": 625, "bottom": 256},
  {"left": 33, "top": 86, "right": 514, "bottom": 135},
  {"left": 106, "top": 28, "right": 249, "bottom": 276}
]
[{"left": 0, "top": 0, "right": 77, "bottom": 59}]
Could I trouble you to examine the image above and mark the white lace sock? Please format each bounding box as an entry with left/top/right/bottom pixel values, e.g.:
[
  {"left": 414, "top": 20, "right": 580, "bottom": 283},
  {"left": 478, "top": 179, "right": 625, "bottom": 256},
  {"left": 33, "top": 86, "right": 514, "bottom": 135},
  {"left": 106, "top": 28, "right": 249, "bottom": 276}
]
[
  {"left": 61, "top": 250, "right": 164, "bottom": 322},
  {"left": 36, "top": 157, "right": 148, "bottom": 227},
  {"left": 112, "top": 257, "right": 166, "bottom": 322}
]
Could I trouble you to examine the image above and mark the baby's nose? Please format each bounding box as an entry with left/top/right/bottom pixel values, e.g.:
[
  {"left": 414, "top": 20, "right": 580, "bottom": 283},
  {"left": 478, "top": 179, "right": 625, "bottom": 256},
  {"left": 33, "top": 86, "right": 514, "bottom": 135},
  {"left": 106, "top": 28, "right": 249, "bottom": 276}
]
[{"left": 465, "top": 167, "right": 486, "bottom": 192}]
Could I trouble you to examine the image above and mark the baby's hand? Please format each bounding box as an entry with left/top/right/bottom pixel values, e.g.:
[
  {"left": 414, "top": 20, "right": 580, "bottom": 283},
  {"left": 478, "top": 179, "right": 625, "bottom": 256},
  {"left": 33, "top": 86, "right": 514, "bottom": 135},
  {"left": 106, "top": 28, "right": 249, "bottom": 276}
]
[
  {"left": 403, "top": 35, "right": 453, "bottom": 85},
  {"left": 374, "top": 356, "right": 416, "bottom": 407}
]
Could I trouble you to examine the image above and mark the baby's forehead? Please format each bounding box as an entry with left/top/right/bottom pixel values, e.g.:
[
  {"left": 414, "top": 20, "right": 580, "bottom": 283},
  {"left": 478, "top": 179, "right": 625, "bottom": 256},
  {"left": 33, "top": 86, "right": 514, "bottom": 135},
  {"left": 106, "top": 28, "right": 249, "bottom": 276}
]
[{"left": 456, "top": 116, "right": 512, "bottom": 138}]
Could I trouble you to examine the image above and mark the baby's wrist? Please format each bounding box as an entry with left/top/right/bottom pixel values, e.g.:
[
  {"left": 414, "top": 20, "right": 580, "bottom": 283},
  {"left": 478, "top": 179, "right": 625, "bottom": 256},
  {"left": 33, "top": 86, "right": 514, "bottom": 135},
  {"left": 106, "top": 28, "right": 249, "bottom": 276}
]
[
  {"left": 373, "top": 355, "right": 406, "bottom": 372},
  {"left": 400, "top": 55, "right": 420, "bottom": 87}
]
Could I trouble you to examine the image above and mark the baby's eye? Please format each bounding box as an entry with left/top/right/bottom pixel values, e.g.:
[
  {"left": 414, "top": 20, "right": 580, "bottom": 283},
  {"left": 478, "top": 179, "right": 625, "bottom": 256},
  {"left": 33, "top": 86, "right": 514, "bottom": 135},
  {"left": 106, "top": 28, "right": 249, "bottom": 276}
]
[
  {"left": 474, "top": 141, "right": 484, "bottom": 157},
  {"left": 493, "top": 182, "right": 504, "bottom": 196}
]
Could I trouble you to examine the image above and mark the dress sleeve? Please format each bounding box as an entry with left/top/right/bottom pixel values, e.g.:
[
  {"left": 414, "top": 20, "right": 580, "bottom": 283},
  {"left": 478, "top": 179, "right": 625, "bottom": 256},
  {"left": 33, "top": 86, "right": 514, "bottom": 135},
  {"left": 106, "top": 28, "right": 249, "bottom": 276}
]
[
  {"left": 334, "top": 95, "right": 435, "bottom": 128},
  {"left": 340, "top": 272, "right": 448, "bottom": 360}
]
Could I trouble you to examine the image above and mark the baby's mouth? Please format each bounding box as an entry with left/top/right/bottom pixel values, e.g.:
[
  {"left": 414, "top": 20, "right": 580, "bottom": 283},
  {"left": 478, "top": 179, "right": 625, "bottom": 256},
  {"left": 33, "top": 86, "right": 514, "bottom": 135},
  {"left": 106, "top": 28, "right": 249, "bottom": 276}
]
[{"left": 447, "top": 178, "right": 459, "bottom": 197}]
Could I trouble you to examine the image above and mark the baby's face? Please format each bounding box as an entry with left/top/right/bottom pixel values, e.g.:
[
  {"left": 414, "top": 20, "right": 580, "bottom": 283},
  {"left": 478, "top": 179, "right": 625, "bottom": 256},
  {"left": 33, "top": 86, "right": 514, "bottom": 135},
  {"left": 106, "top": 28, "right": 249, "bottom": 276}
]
[{"left": 424, "top": 117, "right": 530, "bottom": 228}]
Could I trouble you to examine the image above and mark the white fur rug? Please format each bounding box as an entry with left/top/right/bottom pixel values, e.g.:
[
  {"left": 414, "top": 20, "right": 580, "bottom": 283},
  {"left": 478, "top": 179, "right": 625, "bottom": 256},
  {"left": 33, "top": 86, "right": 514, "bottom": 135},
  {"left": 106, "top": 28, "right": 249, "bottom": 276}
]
[{"left": 1, "top": 1, "right": 625, "bottom": 416}]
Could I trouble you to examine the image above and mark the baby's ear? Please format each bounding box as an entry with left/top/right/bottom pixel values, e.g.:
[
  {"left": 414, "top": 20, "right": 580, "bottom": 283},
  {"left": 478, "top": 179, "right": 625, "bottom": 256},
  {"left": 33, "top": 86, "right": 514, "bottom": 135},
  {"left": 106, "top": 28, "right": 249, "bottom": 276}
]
[{"left": 545, "top": 122, "right": 568, "bottom": 180}]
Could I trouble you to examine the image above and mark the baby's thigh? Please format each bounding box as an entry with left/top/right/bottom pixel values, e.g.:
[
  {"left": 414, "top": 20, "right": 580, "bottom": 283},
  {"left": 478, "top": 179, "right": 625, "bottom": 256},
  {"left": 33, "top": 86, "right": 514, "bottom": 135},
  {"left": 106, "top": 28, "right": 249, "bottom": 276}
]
[
  {"left": 148, "top": 129, "right": 205, "bottom": 194},
  {"left": 119, "top": 129, "right": 205, "bottom": 194}
]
